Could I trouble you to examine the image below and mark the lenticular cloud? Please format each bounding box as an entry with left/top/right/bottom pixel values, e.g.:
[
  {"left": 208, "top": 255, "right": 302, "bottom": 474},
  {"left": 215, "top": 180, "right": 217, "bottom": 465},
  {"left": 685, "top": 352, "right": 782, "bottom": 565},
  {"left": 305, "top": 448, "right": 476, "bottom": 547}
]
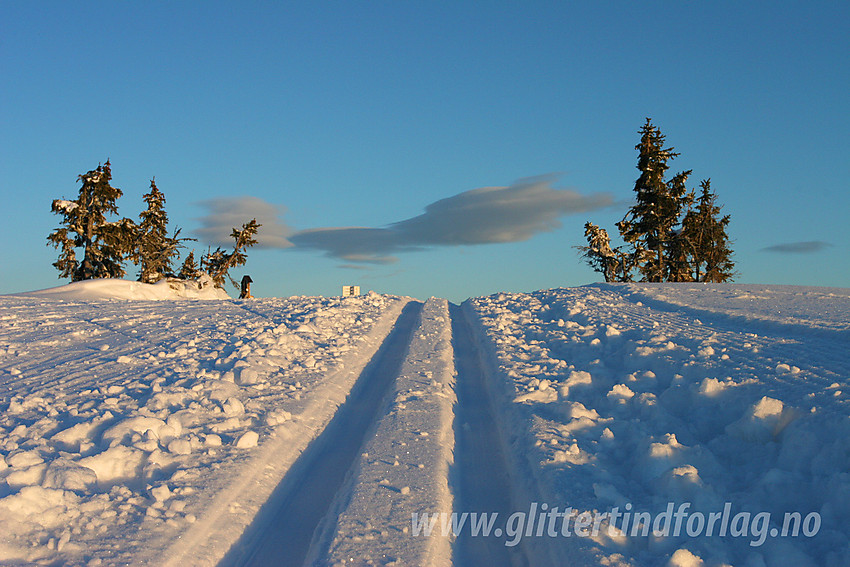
[
  {"left": 193, "top": 196, "right": 294, "bottom": 249},
  {"left": 290, "top": 177, "right": 613, "bottom": 263},
  {"left": 761, "top": 241, "right": 833, "bottom": 254}
]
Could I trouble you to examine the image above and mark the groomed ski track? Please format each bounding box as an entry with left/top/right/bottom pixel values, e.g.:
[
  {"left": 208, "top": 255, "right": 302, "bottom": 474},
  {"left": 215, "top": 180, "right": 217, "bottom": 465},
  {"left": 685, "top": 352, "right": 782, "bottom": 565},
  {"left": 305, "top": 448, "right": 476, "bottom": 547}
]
[
  {"left": 221, "top": 301, "right": 424, "bottom": 567},
  {"left": 154, "top": 296, "right": 415, "bottom": 567},
  {"left": 217, "top": 299, "right": 533, "bottom": 566}
]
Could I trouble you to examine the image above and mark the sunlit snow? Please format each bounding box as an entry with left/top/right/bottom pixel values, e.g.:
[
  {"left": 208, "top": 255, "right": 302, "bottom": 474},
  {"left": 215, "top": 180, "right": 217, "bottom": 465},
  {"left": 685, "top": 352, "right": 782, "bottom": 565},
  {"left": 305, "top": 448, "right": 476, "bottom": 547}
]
[{"left": 0, "top": 281, "right": 848, "bottom": 566}]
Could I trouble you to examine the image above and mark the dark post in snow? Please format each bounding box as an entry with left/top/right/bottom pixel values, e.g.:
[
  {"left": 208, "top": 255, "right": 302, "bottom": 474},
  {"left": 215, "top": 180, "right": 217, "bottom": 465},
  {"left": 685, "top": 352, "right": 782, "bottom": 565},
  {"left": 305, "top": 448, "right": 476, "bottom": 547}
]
[{"left": 239, "top": 275, "right": 253, "bottom": 299}]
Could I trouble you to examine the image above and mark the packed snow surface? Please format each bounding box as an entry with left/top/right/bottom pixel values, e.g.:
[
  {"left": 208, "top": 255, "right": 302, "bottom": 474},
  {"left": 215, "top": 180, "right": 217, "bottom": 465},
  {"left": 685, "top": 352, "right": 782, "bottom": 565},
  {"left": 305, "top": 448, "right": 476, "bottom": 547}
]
[{"left": 1, "top": 281, "right": 848, "bottom": 566}]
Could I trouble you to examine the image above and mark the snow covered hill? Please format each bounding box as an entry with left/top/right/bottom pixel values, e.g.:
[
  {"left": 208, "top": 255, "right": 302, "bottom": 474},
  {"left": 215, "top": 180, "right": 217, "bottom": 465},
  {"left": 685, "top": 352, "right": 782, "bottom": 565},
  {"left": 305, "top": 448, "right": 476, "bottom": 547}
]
[{"left": 1, "top": 282, "right": 848, "bottom": 566}]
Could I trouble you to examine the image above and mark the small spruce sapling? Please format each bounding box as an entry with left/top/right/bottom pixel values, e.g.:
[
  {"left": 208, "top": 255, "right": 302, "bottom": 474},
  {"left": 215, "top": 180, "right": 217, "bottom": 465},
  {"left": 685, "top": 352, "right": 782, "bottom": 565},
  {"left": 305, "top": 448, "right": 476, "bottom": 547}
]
[
  {"left": 178, "top": 250, "right": 201, "bottom": 280},
  {"left": 576, "top": 222, "right": 634, "bottom": 282}
]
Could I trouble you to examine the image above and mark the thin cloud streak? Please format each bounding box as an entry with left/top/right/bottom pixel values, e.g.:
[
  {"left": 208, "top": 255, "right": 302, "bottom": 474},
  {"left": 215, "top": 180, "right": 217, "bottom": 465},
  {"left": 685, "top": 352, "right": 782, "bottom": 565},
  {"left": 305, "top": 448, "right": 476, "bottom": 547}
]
[
  {"left": 193, "top": 196, "right": 293, "bottom": 249},
  {"left": 761, "top": 241, "right": 833, "bottom": 254},
  {"left": 290, "top": 177, "right": 613, "bottom": 264}
]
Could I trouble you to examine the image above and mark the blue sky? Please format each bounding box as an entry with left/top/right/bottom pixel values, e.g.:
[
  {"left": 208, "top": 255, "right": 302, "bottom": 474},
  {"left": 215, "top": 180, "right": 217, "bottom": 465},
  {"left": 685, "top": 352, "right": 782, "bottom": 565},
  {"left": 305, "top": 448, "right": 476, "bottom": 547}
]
[{"left": 2, "top": 1, "right": 848, "bottom": 302}]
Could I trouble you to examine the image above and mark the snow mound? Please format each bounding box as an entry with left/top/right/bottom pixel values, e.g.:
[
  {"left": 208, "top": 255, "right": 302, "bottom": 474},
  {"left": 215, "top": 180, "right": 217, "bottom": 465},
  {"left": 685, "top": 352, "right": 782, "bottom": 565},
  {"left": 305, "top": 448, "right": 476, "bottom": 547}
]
[{"left": 15, "top": 276, "right": 230, "bottom": 301}]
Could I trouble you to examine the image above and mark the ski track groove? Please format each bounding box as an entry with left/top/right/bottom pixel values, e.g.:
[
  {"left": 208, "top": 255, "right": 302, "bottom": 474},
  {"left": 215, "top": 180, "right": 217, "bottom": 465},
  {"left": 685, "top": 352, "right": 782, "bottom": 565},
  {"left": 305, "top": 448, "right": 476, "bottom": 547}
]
[
  {"left": 223, "top": 300, "right": 533, "bottom": 567},
  {"left": 220, "top": 301, "right": 424, "bottom": 567},
  {"left": 450, "top": 303, "right": 530, "bottom": 567},
  {"left": 310, "top": 298, "right": 458, "bottom": 566}
]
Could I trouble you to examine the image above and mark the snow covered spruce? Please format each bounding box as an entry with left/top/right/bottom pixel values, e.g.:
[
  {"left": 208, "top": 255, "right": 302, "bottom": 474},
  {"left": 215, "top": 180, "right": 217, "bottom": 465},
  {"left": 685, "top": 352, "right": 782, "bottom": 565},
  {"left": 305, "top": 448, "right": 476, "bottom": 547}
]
[{"left": 47, "top": 159, "right": 262, "bottom": 295}]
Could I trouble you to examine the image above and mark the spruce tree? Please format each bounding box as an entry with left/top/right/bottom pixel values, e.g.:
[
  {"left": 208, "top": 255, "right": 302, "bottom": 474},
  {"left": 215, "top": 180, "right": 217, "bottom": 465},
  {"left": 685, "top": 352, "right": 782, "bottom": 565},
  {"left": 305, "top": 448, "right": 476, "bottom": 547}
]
[
  {"left": 47, "top": 160, "right": 134, "bottom": 281},
  {"left": 580, "top": 120, "right": 735, "bottom": 284},
  {"left": 576, "top": 222, "right": 633, "bottom": 282},
  {"left": 227, "top": 218, "right": 260, "bottom": 273},
  {"left": 617, "top": 119, "right": 692, "bottom": 282},
  {"left": 665, "top": 226, "right": 696, "bottom": 282},
  {"left": 200, "top": 219, "right": 261, "bottom": 288},
  {"left": 132, "top": 179, "right": 183, "bottom": 283},
  {"left": 178, "top": 250, "right": 200, "bottom": 280},
  {"left": 680, "top": 179, "right": 735, "bottom": 282}
]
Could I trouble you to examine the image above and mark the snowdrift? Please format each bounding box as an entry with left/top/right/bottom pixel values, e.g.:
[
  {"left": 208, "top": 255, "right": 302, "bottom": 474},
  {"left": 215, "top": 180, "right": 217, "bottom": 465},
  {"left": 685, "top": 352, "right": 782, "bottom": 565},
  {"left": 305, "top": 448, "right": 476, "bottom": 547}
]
[{"left": 15, "top": 276, "right": 231, "bottom": 301}]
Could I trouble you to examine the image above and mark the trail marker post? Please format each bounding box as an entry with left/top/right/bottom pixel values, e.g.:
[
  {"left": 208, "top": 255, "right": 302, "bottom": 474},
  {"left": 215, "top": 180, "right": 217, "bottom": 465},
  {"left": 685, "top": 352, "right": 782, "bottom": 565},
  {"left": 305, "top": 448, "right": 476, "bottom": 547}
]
[{"left": 240, "top": 275, "right": 254, "bottom": 299}]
